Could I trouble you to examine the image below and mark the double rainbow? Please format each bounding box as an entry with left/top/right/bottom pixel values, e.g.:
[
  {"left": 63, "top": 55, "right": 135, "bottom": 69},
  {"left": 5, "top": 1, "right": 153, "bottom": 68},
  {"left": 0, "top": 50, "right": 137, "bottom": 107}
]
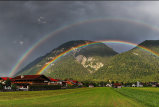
[{"left": 9, "top": 17, "right": 159, "bottom": 77}]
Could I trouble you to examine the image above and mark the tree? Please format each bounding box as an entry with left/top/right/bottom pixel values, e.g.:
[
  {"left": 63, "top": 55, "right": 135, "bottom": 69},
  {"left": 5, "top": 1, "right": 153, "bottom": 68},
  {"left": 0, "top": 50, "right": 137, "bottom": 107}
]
[
  {"left": 5, "top": 78, "right": 11, "bottom": 87},
  {"left": 82, "top": 81, "right": 90, "bottom": 87},
  {"left": 100, "top": 81, "right": 105, "bottom": 87},
  {"left": 111, "top": 81, "right": 114, "bottom": 84},
  {"left": 11, "top": 84, "right": 17, "bottom": 91},
  {"left": 0, "top": 83, "right": 4, "bottom": 91}
]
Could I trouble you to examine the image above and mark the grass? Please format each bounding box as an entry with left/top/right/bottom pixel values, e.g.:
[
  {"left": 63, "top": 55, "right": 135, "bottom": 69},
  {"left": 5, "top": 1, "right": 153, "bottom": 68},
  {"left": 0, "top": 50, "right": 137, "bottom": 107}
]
[
  {"left": 0, "top": 87, "right": 155, "bottom": 107},
  {"left": 114, "top": 87, "right": 159, "bottom": 107}
]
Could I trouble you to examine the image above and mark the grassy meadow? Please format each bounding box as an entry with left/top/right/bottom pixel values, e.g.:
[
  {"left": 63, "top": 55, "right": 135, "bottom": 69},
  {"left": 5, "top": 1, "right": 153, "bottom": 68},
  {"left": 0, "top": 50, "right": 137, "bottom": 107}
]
[{"left": 0, "top": 87, "right": 158, "bottom": 107}]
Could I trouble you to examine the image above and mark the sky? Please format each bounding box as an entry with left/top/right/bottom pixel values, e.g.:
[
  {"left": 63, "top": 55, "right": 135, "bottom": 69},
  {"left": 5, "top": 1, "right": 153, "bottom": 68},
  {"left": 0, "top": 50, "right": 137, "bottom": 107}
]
[{"left": 1, "top": 1, "right": 159, "bottom": 76}]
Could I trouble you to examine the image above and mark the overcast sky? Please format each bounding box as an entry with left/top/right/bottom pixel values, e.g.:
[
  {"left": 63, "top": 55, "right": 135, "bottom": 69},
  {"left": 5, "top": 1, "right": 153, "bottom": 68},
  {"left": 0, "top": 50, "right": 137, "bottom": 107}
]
[{"left": 1, "top": 1, "right": 159, "bottom": 76}]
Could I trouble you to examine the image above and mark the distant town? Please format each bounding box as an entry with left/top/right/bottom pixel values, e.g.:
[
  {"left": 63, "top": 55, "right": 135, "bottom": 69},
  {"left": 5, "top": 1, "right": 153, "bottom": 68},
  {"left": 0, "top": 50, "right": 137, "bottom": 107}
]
[{"left": 0, "top": 74, "right": 159, "bottom": 91}]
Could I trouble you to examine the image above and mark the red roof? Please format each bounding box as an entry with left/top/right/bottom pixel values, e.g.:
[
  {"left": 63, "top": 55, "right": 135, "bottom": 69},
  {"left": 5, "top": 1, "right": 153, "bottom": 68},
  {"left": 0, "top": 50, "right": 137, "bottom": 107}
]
[
  {"left": 114, "top": 83, "right": 121, "bottom": 86},
  {"left": 65, "top": 81, "right": 73, "bottom": 85},
  {"left": 12, "top": 75, "right": 50, "bottom": 81},
  {"left": 72, "top": 80, "right": 78, "bottom": 83},
  {"left": 63, "top": 80, "right": 78, "bottom": 85},
  {"left": 0, "top": 77, "right": 12, "bottom": 81},
  {"left": 48, "top": 77, "right": 58, "bottom": 82}
]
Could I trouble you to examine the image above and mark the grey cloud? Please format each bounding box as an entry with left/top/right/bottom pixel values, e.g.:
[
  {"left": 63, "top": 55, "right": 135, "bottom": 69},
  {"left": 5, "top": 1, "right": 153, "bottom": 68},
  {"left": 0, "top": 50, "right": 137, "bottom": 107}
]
[{"left": 0, "top": 1, "right": 159, "bottom": 76}]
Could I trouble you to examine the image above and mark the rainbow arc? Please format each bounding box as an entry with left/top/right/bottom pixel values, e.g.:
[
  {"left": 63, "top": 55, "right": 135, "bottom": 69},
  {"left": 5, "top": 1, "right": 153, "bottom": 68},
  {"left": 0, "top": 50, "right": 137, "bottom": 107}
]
[
  {"left": 37, "top": 40, "right": 159, "bottom": 74},
  {"left": 9, "top": 17, "right": 159, "bottom": 77}
]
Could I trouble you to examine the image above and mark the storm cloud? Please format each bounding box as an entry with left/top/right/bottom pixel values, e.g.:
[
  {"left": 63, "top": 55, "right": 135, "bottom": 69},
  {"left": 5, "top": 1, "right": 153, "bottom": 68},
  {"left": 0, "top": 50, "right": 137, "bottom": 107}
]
[{"left": 0, "top": 1, "right": 159, "bottom": 76}]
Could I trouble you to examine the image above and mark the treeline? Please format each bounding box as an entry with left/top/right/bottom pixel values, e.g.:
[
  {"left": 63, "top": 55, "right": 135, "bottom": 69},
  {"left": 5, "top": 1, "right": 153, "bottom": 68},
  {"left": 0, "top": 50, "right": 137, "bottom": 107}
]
[
  {"left": 0, "top": 78, "right": 17, "bottom": 91},
  {"left": 82, "top": 80, "right": 159, "bottom": 87}
]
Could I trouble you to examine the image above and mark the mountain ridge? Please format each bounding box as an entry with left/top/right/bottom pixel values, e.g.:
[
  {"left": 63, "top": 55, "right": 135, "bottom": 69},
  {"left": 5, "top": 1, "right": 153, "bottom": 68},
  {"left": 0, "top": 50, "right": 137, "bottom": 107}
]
[
  {"left": 15, "top": 40, "right": 118, "bottom": 77},
  {"left": 15, "top": 40, "right": 159, "bottom": 82}
]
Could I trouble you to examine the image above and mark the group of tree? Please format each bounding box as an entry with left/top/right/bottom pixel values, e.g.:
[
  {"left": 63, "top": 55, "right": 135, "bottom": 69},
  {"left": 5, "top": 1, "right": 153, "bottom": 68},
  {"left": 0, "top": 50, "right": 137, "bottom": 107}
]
[
  {"left": 0, "top": 78, "right": 17, "bottom": 91},
  {"left": 81, "top": 80, "right": 159, "bottom": 87}
]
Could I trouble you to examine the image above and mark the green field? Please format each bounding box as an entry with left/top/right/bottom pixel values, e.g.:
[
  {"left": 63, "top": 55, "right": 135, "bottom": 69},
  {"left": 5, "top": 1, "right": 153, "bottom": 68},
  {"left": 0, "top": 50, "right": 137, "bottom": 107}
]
[{"left": 0, "top": 87, "right": 158, "bottom": 107}]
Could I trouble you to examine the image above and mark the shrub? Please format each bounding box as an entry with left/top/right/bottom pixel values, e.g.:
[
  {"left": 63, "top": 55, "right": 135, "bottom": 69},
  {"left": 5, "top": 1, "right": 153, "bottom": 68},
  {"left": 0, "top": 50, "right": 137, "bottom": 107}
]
[
  {"left": 0, "top": 83, "right": 4, "bottom": 91},
  {"left": 29, "top": 85, "right": 61, "bottom": 91},
  {"left": 5, "top": 79, "right": 11, "bottom": 87},
  {"left": 67, "top": 84, "right": 77, "bottom": 89},
  {"left": 11, "top": 84, "right": 17, "bottom": 91}
]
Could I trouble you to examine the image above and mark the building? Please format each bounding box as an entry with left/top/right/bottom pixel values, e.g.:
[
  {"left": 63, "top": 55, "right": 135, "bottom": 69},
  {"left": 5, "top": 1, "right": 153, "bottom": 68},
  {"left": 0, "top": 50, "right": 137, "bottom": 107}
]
[
  {"left": 137, "top": 81, "right": 143, "bottom": 87},
  {"left": 63, "top": 81, "right": 74, "bottom": 86},
  {"left": 62, "top": 80, "right": 82, "bottom": 87},
  {"left": 132, "top": 84, "right": 136, "bottom": 87},
  {"left": 12, "top": 75, "right": 51, "bottom": 90},
  {"left": 149, "top": 82, "right": 157, "bottom": 87},
  {"left": 48, "top": 77, "right": 62, "bottom": 85},
  {"left": 106, "top": 84, "right": 112, "bottom": 87},
  {"left": 113, "top": 83, "right": 122, "bottom": 88},
  {"left": 89, "top": 85, "right": 94, "bottom": 88},
  {"left": 137, "top": 81, "right": 140, "bottom": 87}
]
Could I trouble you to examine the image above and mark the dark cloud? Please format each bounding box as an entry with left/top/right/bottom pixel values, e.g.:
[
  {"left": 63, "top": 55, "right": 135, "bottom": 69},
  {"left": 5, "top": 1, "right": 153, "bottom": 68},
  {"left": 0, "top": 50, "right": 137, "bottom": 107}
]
[{"left": 0, "top": 1, "right": 159, "bottom": 76}]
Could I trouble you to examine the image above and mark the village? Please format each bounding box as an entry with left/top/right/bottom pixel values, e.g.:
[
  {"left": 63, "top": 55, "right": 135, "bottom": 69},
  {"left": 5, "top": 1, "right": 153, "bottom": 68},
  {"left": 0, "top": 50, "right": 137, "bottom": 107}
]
[{"left": 0, "top": 74, "right": 159, "bottom": 91}]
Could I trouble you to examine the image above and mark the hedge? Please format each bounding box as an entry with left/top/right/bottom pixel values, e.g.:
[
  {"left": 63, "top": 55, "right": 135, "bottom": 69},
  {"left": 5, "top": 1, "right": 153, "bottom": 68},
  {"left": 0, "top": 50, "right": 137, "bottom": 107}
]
[{"left": 29, "top": 85, "right": 61, "bottom": 91}]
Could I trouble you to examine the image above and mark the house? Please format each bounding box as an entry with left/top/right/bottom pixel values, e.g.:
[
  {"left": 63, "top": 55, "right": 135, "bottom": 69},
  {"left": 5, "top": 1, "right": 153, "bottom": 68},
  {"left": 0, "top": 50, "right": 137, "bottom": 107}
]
[
  {"left": 149, "top": 82, "right": 157, "bottom": 87},
  {"left": 152, "top": 85, "right": 156, "bottom": 87},
  {"left": 70, "top": 80, "right": 78, "bottom": 85},
  {"left": 113, "top": 83, "right": 122, "bottom": 88},
  {"left": 48, "top": 77, "right": 62, "bottom": 85},
  {"left": 137, "top": 81, "right": 143, "bottom": 87},
  {"left": 78, "top": 82, "right": 83, "bottom": 86},
  {"left": 12, "top": 75, "right": 51, "bottom": 90},
  {"left": 132, "top": 84, "right": 136, "bottom": 87},
  {"left": 63, "top": 81, "right": 74, "bottom": 86},
  {"left": 89, "top": 85, "right": 94, "bottom": 88},
  {"left": 156, "top": 83, "right": 159, "bottom": 87},
  {"left": 106, "top": 84, "right": 112, "bottom": 87},
  {"left": 49, "top": 77, "right": 58, "bottom": 83},
  {"left": 62, "top": 80, "right": 82, "bottom": 87}
]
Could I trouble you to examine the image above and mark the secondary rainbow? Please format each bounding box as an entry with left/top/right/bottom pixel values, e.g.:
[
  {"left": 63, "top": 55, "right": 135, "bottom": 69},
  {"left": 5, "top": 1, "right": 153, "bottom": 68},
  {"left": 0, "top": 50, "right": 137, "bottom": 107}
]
[
  {"left": 37, "top": 40, "right": 159, "bottom": 74},
  {"left": 9, "top": 17, "right": 159, "bottom": 77}
]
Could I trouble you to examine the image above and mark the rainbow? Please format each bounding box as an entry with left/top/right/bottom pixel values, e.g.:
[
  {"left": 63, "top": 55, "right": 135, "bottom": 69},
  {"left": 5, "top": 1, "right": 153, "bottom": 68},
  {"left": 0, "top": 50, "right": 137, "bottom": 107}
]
[
  {"left": 37, "top": 40, "right": 159, "bottom": 74},
  {"left": 9, "top": 17, "right": 159, "bottom": 77}
]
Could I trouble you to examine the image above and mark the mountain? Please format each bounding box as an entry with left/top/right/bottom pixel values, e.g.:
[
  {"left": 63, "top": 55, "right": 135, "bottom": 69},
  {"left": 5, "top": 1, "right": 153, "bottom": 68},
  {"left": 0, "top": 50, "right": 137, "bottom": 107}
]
[
  {"left": 94, "top": 40, "right": 159, "bottom": 82},
  {"left": 15, "top": 40, "right": 159, "bottom": 82},
  {"left": 15, "top": 40, "right": 118, "bottom": 80}
]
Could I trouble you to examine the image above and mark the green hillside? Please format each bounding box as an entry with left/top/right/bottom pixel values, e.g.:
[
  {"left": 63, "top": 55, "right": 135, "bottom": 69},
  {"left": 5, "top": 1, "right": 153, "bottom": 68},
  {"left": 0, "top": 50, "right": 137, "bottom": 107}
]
[
  {"left": 15, "top": 40, "right": 159, "bottom": 82},
  {"left": 15, "top": 40, "right": 117, "bottom": 79},
  {"left": 44, "top": 56, "right": 91, "bottom": 81},
  {"left": 94, "top": 40, "right": 159, "bottom": 82}
]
